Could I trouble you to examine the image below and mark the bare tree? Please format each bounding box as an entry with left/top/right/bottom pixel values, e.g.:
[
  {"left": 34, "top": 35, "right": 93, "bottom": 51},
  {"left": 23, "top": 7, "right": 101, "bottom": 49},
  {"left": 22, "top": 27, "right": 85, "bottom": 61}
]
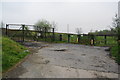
[
  {"left": 75, "top": 27, "right": 82, "bottom": 34},
  {"left": 0, "top": 21, "right": 4, "bottom": 28},
  {"left": 52, "top": 21, "right": 57, "bottom": 30},
  {"left": 112, "top": 14, "right": 120, "bottom": 33}
]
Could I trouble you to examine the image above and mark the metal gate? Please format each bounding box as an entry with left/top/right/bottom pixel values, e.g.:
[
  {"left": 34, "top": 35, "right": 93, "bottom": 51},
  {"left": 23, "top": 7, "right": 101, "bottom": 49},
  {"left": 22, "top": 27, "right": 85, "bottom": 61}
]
[{"left": 3, "top": 24, "right": 55, "bottom": 43}]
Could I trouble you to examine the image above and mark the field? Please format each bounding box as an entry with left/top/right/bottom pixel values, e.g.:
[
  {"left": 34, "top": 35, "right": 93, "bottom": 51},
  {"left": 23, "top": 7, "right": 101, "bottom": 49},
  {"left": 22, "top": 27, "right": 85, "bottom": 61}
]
[{"left": 37, "top": 33, "right": 117, "bottom": 47}]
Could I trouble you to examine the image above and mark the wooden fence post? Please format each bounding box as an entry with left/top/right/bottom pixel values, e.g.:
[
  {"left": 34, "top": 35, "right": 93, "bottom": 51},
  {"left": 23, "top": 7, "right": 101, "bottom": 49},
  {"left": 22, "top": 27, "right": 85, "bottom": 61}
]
[
  {"left": 104, "top": 35, "right": 107, "bottom": 45},
  {"left": 22, "top": 25, "right": 25, "bottom": 42},
  {"left": 52, "top": 28, "right": 55, "bottom": 41},
  {"left": 45, "top": 27, "right": 47, "bottom": 41},
  {"left": 68, "top": 34, "right": 70, "bottom": 43},
  {"left": 36, "top": 26, "right": 39, "bottom": 41},
  {"left": 40, "top": 27, "right": 43, "bottom": 38},
  {"left": 39, "top": 27, "right": 41, "bottom": 37},
  {"left": 6, "top": 24, "right": 8, "bottom": 36},
  {"left": 77, "top": 34, "right": 81, "bottom": 43},
  {"left": 90, "top": 34, "right": 95, "bottom": 46},
  {"left": 59, "top": 34, "right": 62, "bottom": 41}
]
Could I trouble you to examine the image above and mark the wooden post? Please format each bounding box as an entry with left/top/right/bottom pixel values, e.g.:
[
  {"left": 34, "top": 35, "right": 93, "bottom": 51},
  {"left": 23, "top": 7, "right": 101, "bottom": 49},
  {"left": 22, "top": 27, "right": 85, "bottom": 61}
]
[
  {"left": 6, "top": 24, "right": 8, "bottom": 36},
  {"left": 52, "top": 28, "right": 55, "bottom": 41},
  {"left": 39, "top": 27, "right": 41, "bottom": 36},
  {"left": 68, "top": 34, "right": 70, "bottom": 43},
  {"left": 22, "top": 25, "right": 25, "bottom": 42},
  {"left": 104, "top": 35, "right": 107, "bottom": 45},
  {"left": 40, "top": 27, "right": 43, "bottom": 38},
  {"left": 91, "top": 34, "right": 95, "bottom": 45},
  {"left": 77, "top": 34, "right": 81, "bottom": 43},
  {"left": 59, "top": 34, "right": 62, "bottom": 41},
  {"left": 36, "top": 26, "right": 39, "bottom": 41},
  {"left": 93, "top": 35, "right": 95, "bottom": 45},
  {"left": 45, "top": 27, "right": 47, "bottom": 41}
]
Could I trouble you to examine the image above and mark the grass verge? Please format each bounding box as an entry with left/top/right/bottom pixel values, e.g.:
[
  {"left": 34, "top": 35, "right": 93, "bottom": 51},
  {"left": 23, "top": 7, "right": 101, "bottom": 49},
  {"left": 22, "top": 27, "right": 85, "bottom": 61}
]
[
  {"left": 2, "top": 36, "right": 30, "bottom": 73},
  {"left": 110, "top": 45, "right": 120, "bottom": 64}
]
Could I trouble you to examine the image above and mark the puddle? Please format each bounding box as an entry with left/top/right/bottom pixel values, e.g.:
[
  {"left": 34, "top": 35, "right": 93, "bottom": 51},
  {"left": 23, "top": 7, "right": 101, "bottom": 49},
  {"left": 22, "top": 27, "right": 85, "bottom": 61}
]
[
  {"left": 81, "top": 54, "right": 86, "bottom": 56},
  {"left": 51, "top": 48, "right": 68, "bottom": 52},
  {"left": 54, "top": 49, "right": 67, "bottom": 51}
]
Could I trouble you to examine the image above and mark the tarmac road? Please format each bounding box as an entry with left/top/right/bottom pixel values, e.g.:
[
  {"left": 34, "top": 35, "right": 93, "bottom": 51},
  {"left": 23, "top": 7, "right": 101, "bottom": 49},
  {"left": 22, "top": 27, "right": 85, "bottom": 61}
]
[{"left": 3, "top": 42, "right": 119, "bottom": 78}]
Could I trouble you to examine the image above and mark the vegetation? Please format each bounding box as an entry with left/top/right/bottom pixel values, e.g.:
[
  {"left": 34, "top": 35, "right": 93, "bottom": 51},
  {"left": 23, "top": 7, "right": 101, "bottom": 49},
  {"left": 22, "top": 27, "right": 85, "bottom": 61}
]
[
  {"left": 8, "top": 29, "right": 117, "bottom": 46},
  {"left": 0, "top": 21, "right": 4, "bottom": 28},
  {"left": 110, "top": 45, "right": 120, "bottom": 64},
  {"left": 0, "top": 36, "right": 2, "bottom": 73},
  {"left": 2, "top": 37, "right": 30, "bottom": 72},
  {"left": 34, "top": 19, "right": 52, "bottom": 32},
  {"left": 88, "top": 29, "right": 116, "bottom": 35},
  {"left": 88, "top": 15, "right": 118, "bottom": 35},
  {"left": 87, "top": 14, "right": 120, "bottom": 64},
  {"left": 33, "top": 19, "right": 57, "bottom": 39},
  {"left": 75, "top": 27, "right": 82, "bottom": 34}
]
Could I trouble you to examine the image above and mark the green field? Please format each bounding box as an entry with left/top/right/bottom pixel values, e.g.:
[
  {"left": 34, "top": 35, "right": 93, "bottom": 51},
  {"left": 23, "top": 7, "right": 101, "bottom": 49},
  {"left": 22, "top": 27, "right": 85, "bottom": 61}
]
[{"left": 37, "top": 33, "right": 117, "bottom": 47}]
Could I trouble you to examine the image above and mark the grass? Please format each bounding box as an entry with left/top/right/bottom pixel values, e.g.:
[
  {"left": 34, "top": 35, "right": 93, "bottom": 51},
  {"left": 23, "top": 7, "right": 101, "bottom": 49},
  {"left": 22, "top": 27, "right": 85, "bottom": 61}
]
[
  {"left": 110, "top": 45, "right": 120, "bottom": 64},
  {"left": 2, "top": 36, "right": 30, "bottom": 72},
  {"left": 94, "top": 36, "right": 117, "bottom": 46},
  {"left": 0, "top": 36, "right": 2, "bottom": 73}
]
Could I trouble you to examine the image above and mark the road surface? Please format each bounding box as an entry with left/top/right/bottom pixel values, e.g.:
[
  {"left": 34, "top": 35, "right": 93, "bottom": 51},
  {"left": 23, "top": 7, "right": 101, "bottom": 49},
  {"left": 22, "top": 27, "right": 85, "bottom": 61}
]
[{"left": 3, "top": 42, "right": 119, "bottom": 78}]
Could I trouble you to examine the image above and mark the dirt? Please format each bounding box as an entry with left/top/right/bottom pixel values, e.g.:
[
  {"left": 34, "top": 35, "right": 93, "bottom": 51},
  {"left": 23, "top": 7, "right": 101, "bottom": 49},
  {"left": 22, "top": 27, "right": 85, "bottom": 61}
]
[
  {"left": 23, "top": 42, "right": 49, "bottom": 53},
  {"left": 2, "top": 42, "right": 119, "bottom": 78}
]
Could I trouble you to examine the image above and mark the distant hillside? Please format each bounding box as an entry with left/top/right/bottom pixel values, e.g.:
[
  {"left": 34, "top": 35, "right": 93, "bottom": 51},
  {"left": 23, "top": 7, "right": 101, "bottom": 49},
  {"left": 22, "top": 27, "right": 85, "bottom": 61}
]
[{"left": 88, "top": 29, "right": 117, "bottom": 35}]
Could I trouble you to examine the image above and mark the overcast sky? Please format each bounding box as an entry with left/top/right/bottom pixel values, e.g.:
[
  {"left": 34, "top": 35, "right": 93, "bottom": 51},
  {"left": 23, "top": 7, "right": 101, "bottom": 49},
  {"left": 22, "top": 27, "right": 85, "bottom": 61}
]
[{"left": 0, "top": 0, "right": 119, "bottom": 33}]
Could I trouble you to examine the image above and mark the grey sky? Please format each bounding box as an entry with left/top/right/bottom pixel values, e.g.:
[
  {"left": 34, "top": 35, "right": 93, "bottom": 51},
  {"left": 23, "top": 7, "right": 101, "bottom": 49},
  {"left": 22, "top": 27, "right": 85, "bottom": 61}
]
[{"left": 1, "top": 1, "right": 118, "bottom": 33}]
